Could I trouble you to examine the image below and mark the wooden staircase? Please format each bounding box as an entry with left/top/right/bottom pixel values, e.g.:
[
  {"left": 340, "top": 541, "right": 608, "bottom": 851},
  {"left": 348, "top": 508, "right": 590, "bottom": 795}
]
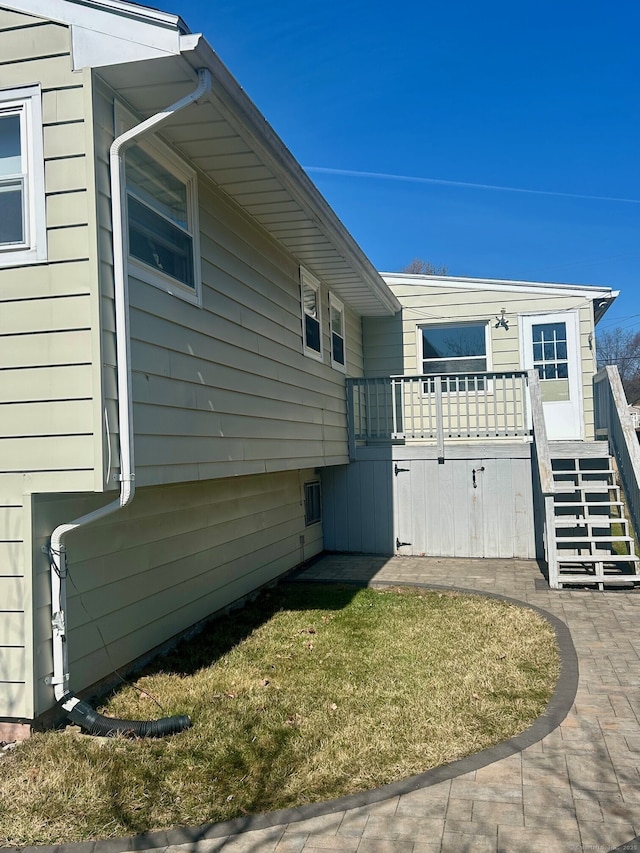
[{"left": 548, "top": 442, "right": 640, "bottom": 589}]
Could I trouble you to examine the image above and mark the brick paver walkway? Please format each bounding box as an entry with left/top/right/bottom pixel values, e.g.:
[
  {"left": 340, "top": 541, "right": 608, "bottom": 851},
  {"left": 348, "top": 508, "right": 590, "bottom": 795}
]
[{"left": 127, "top": 555, "right": 640, "bottom": 853}]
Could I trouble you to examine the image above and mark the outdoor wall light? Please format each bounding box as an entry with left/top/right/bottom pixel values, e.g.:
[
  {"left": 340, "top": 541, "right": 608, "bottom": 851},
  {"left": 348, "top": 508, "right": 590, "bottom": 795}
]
[{"left": 495, "top": 308, "right": 509, "bottom": 330}]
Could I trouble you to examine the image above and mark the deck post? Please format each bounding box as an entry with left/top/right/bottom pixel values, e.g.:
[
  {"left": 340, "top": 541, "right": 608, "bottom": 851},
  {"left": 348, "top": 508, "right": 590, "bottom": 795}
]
[
  {"left": 347, "top": 380, "right": 356, "bottom": 461},
  {"left": 391, "top": 377, "right": 399, "bottom": 439},
  {"left": 435, "top": 375, "right": 445, "bottom": 461},
  {"left": 544, "top": 494, "right": 559, "bottom": 589},
  {"left": 528, "top": 370, "right": 557, "bottom": 586}
]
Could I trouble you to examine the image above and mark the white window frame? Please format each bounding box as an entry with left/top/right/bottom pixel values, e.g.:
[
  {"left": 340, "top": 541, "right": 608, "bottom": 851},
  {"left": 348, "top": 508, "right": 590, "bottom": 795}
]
[
  {"left": 416, "top": 321, "right": 492, "bottom": 393},
  {"left": 301, "top": 267, "right": 323, "bottom": 362},
  {"left": 329, "top": 293, "right": 346, "bottom": 372},
  {"left": 304, "top": 480, "right": 322, "bottom": 526},
  {"left": 0, "top": 84, "right": 46, "bottom": 267},
  {"left": 116, "top": 102, "right": 201, "bottom": 306}
]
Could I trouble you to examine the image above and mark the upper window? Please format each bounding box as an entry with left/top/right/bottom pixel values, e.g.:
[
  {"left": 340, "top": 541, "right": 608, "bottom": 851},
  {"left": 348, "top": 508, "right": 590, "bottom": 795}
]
[
  {"left": 0, "top": 84, "right": 46, "bottom": 266},
  {"left": 329, "top": 294, "right": 346, "bottom": 371},
  {"left": 419, "top": 322, "right": 489, "bottom": 392},
  {"left": 118, "top": 103, "right": 200, "bottom": 304},
  {"left": 301, "top": 268, "right": 323, "bottom": 361}
]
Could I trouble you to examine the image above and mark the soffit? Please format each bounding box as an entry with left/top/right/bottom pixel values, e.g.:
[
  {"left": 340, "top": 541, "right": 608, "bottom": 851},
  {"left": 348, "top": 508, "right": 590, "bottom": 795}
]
[{"left": 96, "top": 45, "right": 400, "bottom": 317}]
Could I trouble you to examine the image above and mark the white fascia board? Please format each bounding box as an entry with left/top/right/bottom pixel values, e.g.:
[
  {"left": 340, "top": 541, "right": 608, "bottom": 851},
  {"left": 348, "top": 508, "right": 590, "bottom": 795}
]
[
  {"left": 380, "top": 272, "right": 618, "bottom": 302},
  {"left": 8, "top": 0, "right": 186, "bottom": 68}
]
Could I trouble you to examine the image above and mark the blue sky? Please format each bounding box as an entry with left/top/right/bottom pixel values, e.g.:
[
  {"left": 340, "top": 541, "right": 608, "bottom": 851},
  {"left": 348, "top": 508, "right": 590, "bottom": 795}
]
[{"left": 167, "top": 0, "right": 639, "bottom": 334}]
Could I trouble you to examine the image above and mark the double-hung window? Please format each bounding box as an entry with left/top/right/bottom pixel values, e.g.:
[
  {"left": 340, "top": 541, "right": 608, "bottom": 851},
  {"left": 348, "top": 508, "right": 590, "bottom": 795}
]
[
  {"left": 419, "top": 322, "right": 490, "bottom": 392},
  {"left": 329, "top": 294, "right": 346, "bottom": 371},
  {"left": 301, "top": 268, "right": 323, "bottom": 360},
  {"left": 119, "top": 103, "right": 200, "bottom": 304},
  {"left": 0, "top": 84, "right": 46, "bottom": 266}
]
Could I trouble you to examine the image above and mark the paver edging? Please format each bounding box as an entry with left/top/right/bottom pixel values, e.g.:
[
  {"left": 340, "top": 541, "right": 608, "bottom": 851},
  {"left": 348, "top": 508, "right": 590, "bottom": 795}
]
[
  {"left": 609, "top": 837, "right": 640, "bottom": 852},
  {"left": 2, "top": 581, "right": 579, "bottom": 853}
]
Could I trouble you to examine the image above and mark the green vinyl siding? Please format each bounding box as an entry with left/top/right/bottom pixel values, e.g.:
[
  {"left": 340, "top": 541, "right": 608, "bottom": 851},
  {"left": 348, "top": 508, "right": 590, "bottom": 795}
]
[
  {"left": 94, "top": 83, "right": 364, "bottom": 488},
  {"left": 31, "top": 470, "right": 322, "bottom": 715},
  {"left": 0, "top": 10, "right": 101, "bottom": 493},
  {"left": 0, "top": 494, "right": 31, "bottom": 718},
  {"left": 0, "top": 8, "right": 101, "bottom": 720}
]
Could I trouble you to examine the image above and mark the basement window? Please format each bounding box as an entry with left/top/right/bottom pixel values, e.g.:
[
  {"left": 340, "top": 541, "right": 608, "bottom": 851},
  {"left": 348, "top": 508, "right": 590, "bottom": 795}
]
[
  {"left": 0, "top": 84, "right": 46, "bottom": 267},
  {"left": 304, "top": 481, "right": 322, "bottom": 526}
]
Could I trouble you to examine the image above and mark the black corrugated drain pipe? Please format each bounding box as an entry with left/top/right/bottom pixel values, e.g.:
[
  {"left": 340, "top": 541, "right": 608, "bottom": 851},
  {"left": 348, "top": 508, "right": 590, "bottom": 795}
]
[{"left": 60, "top": 692, "right": 191, "bottom": 738}]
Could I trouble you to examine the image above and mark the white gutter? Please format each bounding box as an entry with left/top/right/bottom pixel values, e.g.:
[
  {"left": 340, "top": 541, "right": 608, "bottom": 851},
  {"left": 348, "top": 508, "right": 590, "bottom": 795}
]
[{"left": 47, "top": 68, "right": 212, "bottom": 703}]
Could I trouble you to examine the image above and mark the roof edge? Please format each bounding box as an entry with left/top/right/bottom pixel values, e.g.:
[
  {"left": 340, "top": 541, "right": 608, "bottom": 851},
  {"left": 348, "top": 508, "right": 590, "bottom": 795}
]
[
  {"left": 183, "top": 38, "right": 401, "bottom": 316},
  {"left": 8, "top": 0, "right": 188, "bottom": 31},
  {"left": 381, "top": 272, "right": 618, "bottom": 301}
]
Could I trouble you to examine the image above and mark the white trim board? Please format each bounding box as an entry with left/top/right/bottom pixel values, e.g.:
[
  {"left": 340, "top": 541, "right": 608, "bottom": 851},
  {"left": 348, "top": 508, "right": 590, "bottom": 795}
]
[{"left": 381, "top": 272, "right": 618, "bottom": 302}]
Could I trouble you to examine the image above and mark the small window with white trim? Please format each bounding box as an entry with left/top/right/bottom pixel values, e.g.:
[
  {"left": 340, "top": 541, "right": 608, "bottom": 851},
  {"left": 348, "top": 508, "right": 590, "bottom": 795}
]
[
  {"left": 329, "top": 294, "right": 346, "bottom": 371},
  {"left": 304, "top": 481, "right": 322, "bottom": 526},
  {"left": 117, "top": 103, "right": 201, "bottom": 304},
  {"left": 301, "top": 268, "right": 323, "bottom": 360},
  {"left": 0, "top": 84, "right": 46, "bottom": 266}
]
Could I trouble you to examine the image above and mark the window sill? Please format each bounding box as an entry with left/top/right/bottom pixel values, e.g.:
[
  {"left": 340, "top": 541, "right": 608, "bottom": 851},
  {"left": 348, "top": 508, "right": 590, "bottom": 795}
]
[
  {"left": 0, "top": 245, "right": 47, "bottom": 267},
  {"left": 303, "top": 345, "right": 324, "bottom": 363},
  {"left": 128, "top": 257, "right": 202, "bottom": 306}
]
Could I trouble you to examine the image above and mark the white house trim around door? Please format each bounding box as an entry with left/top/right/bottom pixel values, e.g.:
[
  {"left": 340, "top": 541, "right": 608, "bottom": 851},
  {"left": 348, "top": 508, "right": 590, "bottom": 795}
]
[{"left": 520, "top": 310, "right": 584, "bottom": 441}]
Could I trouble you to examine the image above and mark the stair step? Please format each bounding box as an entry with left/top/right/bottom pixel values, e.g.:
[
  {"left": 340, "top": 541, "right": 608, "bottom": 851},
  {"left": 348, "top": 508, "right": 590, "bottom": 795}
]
[
  {"left": 554, "top": 515, "right": 629, "bottom": 527},
  {"left": 553, "top": 469, "right": 615, "bottom": 478},
  {"left": 557, "top": 575, "right": 640, "bottom": 586},
  {"left": 546, "top": 449, "right": 640, "bottom": 590},
  {"left": 558, "top": 553, "right": 640, "bottom": 564},
  {"left": 553, "top": 499, "right": 624, "bottom": 508},
  {"left": 549, "top": 441, "right": 610, "bottom": 458},
  {"left": 554, "top": 486, "right": 616, "bottom": 495},
  {"left": 557, "top": 531, "right": 633, "bottom": 544},
  {"left": 553, "top": 477, "right": 615, "bottom": 487},
  {"left": 554, "top": 481, "right": 617, "bottom": 490}
]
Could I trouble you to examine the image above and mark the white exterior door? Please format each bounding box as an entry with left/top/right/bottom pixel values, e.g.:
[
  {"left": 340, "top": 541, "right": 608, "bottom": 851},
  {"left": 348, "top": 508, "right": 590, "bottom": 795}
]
[{"left": 520, "top": 311, "right": 583, "bottom": 441}]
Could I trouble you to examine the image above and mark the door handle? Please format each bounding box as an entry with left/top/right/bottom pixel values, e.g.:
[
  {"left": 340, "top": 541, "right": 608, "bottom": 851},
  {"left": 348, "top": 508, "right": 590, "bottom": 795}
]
[{"left": 472, "top": 466, "right": 485, "bottom": 488}]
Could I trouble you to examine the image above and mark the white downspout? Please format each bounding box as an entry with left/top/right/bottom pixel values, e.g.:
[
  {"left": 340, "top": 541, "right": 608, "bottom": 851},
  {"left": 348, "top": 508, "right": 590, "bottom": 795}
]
[{"left": 48, "top": 68, "right": 212, "bottom": 703}]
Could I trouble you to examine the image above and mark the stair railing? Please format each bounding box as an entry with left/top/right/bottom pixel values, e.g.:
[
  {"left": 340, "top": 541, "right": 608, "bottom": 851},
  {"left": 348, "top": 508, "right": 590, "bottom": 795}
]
[
  {"left": 594, "top": 366, "right": 640, "bottom": 544},
  {"left": 528, "top": 370, "right": 559, "bottom": 587}
]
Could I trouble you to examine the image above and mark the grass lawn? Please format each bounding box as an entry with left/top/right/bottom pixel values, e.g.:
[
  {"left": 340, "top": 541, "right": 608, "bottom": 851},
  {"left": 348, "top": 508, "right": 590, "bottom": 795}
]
[{"left": 0, "top": 583, "right": 559, "bottom": 845}]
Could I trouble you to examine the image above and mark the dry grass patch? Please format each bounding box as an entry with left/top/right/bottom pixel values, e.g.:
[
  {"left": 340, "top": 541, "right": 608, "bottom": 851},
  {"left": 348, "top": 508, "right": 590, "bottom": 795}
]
[{"left": 0, "top": 584, "right": 559, "bottom": 845}]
